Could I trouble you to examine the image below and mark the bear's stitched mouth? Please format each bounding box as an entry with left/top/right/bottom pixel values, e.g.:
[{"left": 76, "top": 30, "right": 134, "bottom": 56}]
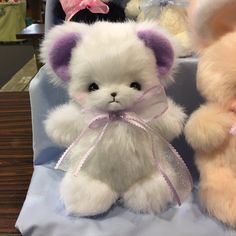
[{"left": 108, "top": 99, "right": 120, "bottom": 104}]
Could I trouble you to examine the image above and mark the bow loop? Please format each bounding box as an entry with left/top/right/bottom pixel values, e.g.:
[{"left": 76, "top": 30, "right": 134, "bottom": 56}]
[
  {"left": 132, "top": 85, "right": 168, "bottom": 122},
  {"left": 88, "top": 114, "right": 110, "bottom": 129}
]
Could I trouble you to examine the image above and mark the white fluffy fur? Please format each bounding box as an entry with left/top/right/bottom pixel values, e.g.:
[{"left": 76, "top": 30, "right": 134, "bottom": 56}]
[
  {"left": 60, "top": 171, "right": 118, "bottom": 216},
  {"left": 123, "top": 171, "right": 174, "bottom": 213},
  {"left": 44, "top": 103, "right": 84, "bottom": 147},
  {"left": 43, "top": 22, "right": 186, "bottom": 216},
  {"left": 41, "top": 21, "right": 177, "bottom": 88}
]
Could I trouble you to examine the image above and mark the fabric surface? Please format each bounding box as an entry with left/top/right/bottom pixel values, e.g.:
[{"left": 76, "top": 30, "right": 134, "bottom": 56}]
[
  {"left": 16, "top": 58, "right": 236, "bottom": 235},
  {"left": 0, "top": 2, "right": 26, "bottom": 41},
  {"left": 16, "top": 165, "right": 236, "bottom": 236}
]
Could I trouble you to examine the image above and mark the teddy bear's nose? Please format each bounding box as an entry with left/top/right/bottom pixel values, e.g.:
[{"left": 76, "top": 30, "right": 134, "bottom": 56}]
[{"left": 111, "top": 92, "right": 117, "bottom": 97}]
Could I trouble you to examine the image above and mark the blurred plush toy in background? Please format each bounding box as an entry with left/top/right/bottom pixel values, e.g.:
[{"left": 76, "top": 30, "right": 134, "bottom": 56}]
[
  {"left": 41, "top": 21, "right": 192, "bottom": 216},
  {"left": 58, "top": 0, "right": 126, "bottom": 24},
  {"left": 125, "top": 0, "right": 192, "bottom": 57},
  {"left": 185, "top": 0, "right": 236, "bottom": 227},
  {"left": 125, "top": 0, "right": 144, "bottom": 21}
]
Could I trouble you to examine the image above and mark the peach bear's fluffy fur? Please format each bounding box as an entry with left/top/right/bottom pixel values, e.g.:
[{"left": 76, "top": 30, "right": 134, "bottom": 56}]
[{"left": 185, "top": 0, "right": 236, "bottom": 227}]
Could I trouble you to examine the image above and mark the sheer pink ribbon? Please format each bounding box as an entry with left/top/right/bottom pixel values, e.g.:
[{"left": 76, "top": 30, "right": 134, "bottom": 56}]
[
  {"left": 60, "top": 0, "right": 109, "bottom": 21},
  {"left": 55, "top": 85, "right": 193, "bottom": 206},
  {"left": 230, "top": 123, "right": 236, "bottom": 135}
]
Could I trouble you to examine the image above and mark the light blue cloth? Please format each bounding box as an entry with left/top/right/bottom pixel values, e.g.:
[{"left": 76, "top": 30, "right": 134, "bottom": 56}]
[
  {"left": 16, "top": 165, "right": 236, "bottom": 236},
  {"left": 15, "top": 58, "right": 236, "bottom": 235}
]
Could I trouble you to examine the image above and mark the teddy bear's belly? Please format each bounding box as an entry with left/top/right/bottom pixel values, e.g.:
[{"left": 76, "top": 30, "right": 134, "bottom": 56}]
[{"left": 82, "top": 122, "right": 156, "bottom": 193}]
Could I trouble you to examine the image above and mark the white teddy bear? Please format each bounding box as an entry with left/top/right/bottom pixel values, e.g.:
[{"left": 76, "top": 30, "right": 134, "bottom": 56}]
[{"left": 41, "top": 21, "right": 191, "bottom": 216}]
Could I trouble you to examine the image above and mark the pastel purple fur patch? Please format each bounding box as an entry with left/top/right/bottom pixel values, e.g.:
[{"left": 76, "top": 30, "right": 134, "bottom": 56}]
[
  {"left": 137, "top": 30, "right": 174, "bottom": 77},
  {"left": 49, "top": 32, "right": 80, "bottom": 82}
]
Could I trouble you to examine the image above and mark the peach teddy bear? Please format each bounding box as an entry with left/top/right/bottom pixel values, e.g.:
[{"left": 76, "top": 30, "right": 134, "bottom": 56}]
[{"left": 185, "top": 0, "right": 236, "bottom": 227}]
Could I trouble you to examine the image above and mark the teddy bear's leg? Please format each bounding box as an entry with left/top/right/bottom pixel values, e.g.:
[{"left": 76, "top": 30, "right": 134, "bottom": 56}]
[
  {"left": 199, "top": 168, "right": 236, "bottom": 227},
  {"left": 60, "top": 171, "right": 118, "bottom": 216},
  {"left": 123, "top": 172, "right": 173, "bottom": 214}
]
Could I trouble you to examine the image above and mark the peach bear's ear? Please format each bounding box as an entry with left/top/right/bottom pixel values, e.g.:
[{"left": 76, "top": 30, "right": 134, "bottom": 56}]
[{"left": 188, "top": 0, "right": 236, "bottom": 51}]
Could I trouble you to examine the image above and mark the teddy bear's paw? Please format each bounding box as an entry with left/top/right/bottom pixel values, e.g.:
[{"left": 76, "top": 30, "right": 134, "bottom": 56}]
[
  {"left": 60, "top": 172, "right": 118, "bottom": 216},
  {"left": 185, "top": 105, "right": 235, "bottom": 153},
  {"left": 200, "top": 174, "right": 236, "bottom": 227},
  {"left": 123, "top": 172, "right": 172, "bottom": 214},
  {"left": 44, "top": 103, "right": 84, "bottom": 146}
]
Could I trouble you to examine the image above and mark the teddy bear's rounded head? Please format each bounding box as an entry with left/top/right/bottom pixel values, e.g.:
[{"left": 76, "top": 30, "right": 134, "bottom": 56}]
[
  {"left": 189, "top": 0, "right": 236, "bottom": 105},
  {"left": 41, "top": 21, "right": 176, "bottom": 112}
]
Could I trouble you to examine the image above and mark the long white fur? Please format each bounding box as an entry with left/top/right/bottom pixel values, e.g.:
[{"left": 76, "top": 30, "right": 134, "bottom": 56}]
[{"left": 42, "top": 21, "right": 186, "bottom": 216}]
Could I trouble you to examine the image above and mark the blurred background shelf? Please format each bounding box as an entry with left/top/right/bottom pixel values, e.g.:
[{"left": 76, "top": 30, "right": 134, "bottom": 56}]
[
  {"left": 0, "top": 57, "right": 37, "bottom": 92},
  {"left": 0, "top": 92, "right": 33, "bottom": 235},
  {"left": 0, "top": 0, "right": 45, "bottom": 89}
]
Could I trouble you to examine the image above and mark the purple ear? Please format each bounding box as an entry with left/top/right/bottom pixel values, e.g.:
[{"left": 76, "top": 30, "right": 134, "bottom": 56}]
[
  {"left": 137, "top": 30, "right": 174, "bottom": 77},
  {"left": 49, "top": 33, "right": 80, "bottom": 82}
]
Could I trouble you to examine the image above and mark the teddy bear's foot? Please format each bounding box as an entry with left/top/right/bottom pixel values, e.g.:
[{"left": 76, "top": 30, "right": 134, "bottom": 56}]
[
  {"left": 123, "top": 172, "right": 173, "bottom": 214},
  {"left": 60, "top": 172, "right": 118, "bottom": 216},
  {"left": 199, "top": 170, "right": 236, "bottom": 227}
]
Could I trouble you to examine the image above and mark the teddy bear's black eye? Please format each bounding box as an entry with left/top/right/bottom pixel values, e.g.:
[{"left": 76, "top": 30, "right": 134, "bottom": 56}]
[
  {"left": 130, "top": 82, "right": 141, "bottom": 91},
  {"left": 88, "top": 83, "right": 99, "bottom": 92}
]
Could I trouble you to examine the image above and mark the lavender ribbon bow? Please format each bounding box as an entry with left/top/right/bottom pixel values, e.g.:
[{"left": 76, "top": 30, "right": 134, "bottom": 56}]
[{"left": 55, "top": 85, "right": 192, "bottom": 206}]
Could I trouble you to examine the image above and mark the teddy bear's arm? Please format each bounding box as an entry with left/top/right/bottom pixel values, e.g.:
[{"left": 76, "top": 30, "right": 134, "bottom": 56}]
[
  {"left": 44, "top": 102, "right": 85, "bottom": 147},
  {"left": 185, "top": 104, "right": 235, "bottom": 153},
  {"left": 150, "top": 98, "right": 187, "bottom": 141}
]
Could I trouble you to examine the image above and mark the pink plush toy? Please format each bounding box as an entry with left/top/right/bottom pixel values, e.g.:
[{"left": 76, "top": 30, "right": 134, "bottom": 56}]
[{"left": 60, "top": 0, "right": 109, "bottom": 21}]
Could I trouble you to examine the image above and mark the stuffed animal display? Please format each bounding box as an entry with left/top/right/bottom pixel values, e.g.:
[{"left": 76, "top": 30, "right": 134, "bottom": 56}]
[
  {"left": 124, "top": 0, "right": 144, "bottom": 21},
  {"left": 41, "top": 21, "right": 192, "bottom": 216},
  {"left": 125, "top": 0, "right": 192, "bottom": 57},
  {"left": 59, "top": 0, "right": 126, "bottom": 24},
  {"left": 185, "top": 0, "right": 236, "bottom": 227}
]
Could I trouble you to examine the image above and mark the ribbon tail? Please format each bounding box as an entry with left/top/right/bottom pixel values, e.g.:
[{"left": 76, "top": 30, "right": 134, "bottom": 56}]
[
  {"left": 125, "top": 115, "right": 192, "bottom": 206},
  {"left": 151, "top": 137, "right": 181, "bottom": 205},
  {"left": 55, "top": 114, "right": 109, "bottom": 172},
  {"left": 55, "top": 125, "right": 89, "bottom": 170},
  {"left": 74, "top": 122, "right": 109, "bottom": 176},
  {"left": 152, "top": 134, "right": 193, "bottom": 205}
]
